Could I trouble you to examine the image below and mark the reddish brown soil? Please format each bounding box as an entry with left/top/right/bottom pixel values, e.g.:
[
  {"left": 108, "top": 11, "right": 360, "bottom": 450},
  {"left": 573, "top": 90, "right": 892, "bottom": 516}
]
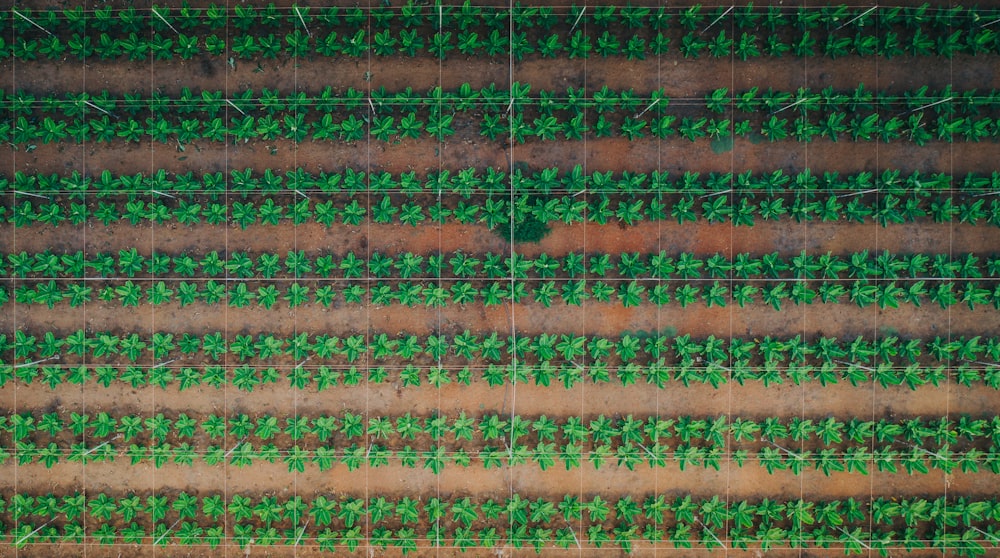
[{"left": 3, "top": 4, "right": 1000, "bottom": 556}]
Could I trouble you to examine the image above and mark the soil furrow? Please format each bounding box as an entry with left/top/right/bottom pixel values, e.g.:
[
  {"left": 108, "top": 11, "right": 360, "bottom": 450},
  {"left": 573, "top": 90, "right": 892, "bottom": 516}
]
[
  {"left": 4, "top": 219, "right": 998, "bottom": 260},
  {"left": 7, "top": 133, "right": 995, "bottom": 179},
  {"left": 4, "top": 295, "right": 995, "bottom": 341},
  {"left": 4, "top": 379, "right": 992, "bottom": 430},
  {"left": 0, "top": 460, "right": 988, "bottom": 501},
  {"left": 6, "top": 49, "right": 996, "bottom": 98}
]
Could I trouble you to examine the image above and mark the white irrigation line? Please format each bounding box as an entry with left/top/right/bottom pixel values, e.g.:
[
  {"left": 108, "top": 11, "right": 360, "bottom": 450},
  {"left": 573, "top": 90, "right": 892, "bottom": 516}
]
[
  {"left": 971, "top": 527, "right": 1000, "bottom": 542},
  {"left": 984, "top": 17, "right": 1000, "bottom": 27},
  {"left": 150, "top": 7, "right": 180, "bottom": 35},
  {"left": 699, "top": 189, "right": 732, "bottom": 199},
  {"left": 836, "top": 5, "right": 878, "bottom": 31},
  {"left": 294, "top": 189, "right": 310, "bottom": 200},
  {"left": 153, "top": 518, "right": 183, "bottom": 545},
  {"left": 83, "top": 434, "right": 122, "bottom": 456},
  {"left": 911, "top": 445, "right": 948, "bottom": 461},
  {"left": 505, "top": 97, "right": 515, "bottom": 116},
  {"left": 835, "top": 360, "right": 874, "bottom": 371},
  {"left": 82, "top": 100, "right": 113, "bottom": 117},
  {"left": 634, "top": 98, "right": 660, "bottom": 119},
  {"left": 835, "top": 188, "right": 878, "bottom": 198},
  {"left": 773, "top": 97, "right": 809, "bottom": 114},
  {"left": 694, "top": 516, "right": 727, "bottom": 549},
  {"left": 224, "top": 436, "right": 251, "bottom": 458},
  {"left": 564, "top": 521, "right": 582, "bottom": 549},
  {"left": 836, "top": 527, "right": 872, "bottom": 549},
  {"left": 151, "top": 189, "right": 176, "bottom": 199},
  {"left": 293, "top": 6, "right": 311, "bottom": 37},
  {"left": 972, "top": 191, "right": 1000, "bottom": 197},
  {"left": 15, "top": 519, "right": 55, "bottom": 546},
  {"left": 151, "top": 359, "right": 177, "bottom": 370},
  {"left": 763, "top": 440, "right": 805, "bottom": 462},
  {"left": 701, "top": 6, "right": 733, "bottom": 34},
  {"left": 15, "top": 355, "right": 60, "bottom": 369},
  {"left": 368, "top": 97, "right": 377, "bottom": 115},
  {"left": 906, "top": 97, "right": 953, "bottom": 114},
  {"left": 634, "top": 441, "right": 659, "bottom": 461},
  {"left": 226, "top": 99, "right": 247, "bottom": 115},
  {"left": 12, "top": 9, "right": 53, "bottom": 36},
  {"left": 293, "top": 521, "right": 310, "bottom": 546},
  {"left": 13, "top": 190, "right": 50, "bottom": 200},
  {"left": 569, "top": 6, "right": 586, "bottom": 33}
]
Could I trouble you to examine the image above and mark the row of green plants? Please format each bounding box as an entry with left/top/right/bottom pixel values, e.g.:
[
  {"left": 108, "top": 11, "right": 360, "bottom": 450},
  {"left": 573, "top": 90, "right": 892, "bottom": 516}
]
[
  {"left": 9, "top": 84, "right": 987, "bottom": 120},
  {"left": 4, "top": 166, "right": 996, "bottom": 196},
  {"left": 7, "top": 4, "right": 1000, "bottom": 62},
  {"left": 9, "top": 438, "right": 1000, "bottom": 477},
  {"left": 8, "top": 276, "right": 1000, "bottom": 311},
  {"left": 8, "top": 108, "right": 994, "bottom": 145},
  {"left": 8, "top": 359, "right": 1000, "bottom": 391},
  {"left": 8, "top": 329, "right": 997, "bottom": 365},
  {"left": 10, "top": 3, "right": 997, "bottom": 35},
  {"left": 4, "top": 491, "right": 998, "bottom": 555},
  {"left": 7, "top": 86, "right": 996, "bottom": 146},
  {"left": 9, "top": 191, "right": 1000, "bottom": 229},
  {"left": 6, "top": 408, "right": 996, "bottom": 450},
  {"left": 9, "top": 248, "right": 996, "bottom": 281}
]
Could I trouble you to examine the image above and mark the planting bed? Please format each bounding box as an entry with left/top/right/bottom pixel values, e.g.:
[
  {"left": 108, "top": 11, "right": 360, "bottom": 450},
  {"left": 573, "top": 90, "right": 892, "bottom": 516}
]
[{"left": 2, "top": 1, "right": 1000, "bottom": 556}]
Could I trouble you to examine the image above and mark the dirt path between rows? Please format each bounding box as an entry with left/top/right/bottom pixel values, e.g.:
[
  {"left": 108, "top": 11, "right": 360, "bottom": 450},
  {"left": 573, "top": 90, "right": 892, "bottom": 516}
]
[
  {"left": 5, "top": 293, "right": 994, "bottom": 341},
  {"left": 2, "top": 459, "right": 985, "bottom": 502},
  {"left": 5, "top": 375, "right": 991, "bottom": 426},
  {"left": 5, "top": 219, "right": 998, "bottom": 261},
  {"left": 8, "top": 132, "right": 995, "bottom": 180},
  {"left": 6, "top": 41, "right": 996, "bottom": 98}
]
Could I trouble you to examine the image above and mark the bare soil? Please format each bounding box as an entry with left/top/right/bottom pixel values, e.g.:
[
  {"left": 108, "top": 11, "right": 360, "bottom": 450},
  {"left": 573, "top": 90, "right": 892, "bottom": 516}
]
[{"left": 3, "top": 4, "right": 999, "bottom": 556}]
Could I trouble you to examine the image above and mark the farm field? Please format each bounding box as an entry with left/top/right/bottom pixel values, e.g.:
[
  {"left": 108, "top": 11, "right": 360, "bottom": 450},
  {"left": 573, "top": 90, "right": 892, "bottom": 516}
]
[{"left": 2, "top": 0, "right": 1000, "bottom": 556}]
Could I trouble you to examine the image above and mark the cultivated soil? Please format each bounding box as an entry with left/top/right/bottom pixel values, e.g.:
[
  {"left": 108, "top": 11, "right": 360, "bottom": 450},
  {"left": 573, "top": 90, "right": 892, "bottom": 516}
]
[{"left": 2, "top": 3, "right": 999, "bottom": 556}]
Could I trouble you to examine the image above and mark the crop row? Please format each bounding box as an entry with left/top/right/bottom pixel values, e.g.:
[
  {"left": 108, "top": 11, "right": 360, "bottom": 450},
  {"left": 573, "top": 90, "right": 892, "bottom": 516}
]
[
  {"left": 8, "top": 359, "right": 1000, "bottom": 392},
  {"left": 8, "top": 440, "right": 999, "bottom": 477},
  {"left": 5, "top": 167, "right": 994, "bottom": 196},
  {"left": 3, "top": 491, "right": 997, "bottom": 555},
  {"left": 11, "top": 3, "right": 997, "bottom": 35},
  {"left": 7, "top": 330, "right": 996, "bottom": 366},
  {"left": 7, "top": 4, "right": 1000, "bottom": 62},
  {"left": 7, "top": 333, "right": 1000, "bottom": 391},
  {"left": 7, "top": 86, "right": 996, "bottom": 146},
  {"left": 7, "top": 249, "right": 996, "bottom": 282},
  {"left": 5, "top": 409, "right": 997, "bottom": 451},
  {"left": 6, "top": 192, "right": 1000, "bottom": 230},
  {"left": 7, "top": 276, "right": 1000, "bottom": 311}
]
